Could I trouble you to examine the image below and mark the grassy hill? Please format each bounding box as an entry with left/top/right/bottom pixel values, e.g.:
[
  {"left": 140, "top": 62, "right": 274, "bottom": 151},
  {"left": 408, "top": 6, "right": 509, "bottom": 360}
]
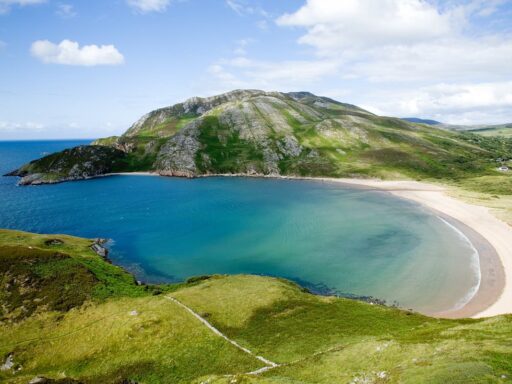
[
  {"left": 7, "top": 90, "right": 512, "bottom": 194},
  {"left": 440, "top": 122, "right": 512, "bottom": 135},
  {"left": 469, "top": 125, "right": 512, "bottom": 138},
  {"left": 2, "top": 229, "right": 512, "bottom": 383}
]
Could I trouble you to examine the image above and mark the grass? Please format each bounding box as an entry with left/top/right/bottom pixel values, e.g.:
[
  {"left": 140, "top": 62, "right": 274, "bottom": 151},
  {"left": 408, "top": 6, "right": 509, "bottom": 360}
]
[
  {"left": 2, "top": 230, "right": 512, "bottom": 383},
  {"left": 469, "top": 126, "right": 512, "bottom": 138},
  {"left": 0, "top": 230, "right": 261, "bottom": 383},
  {"left": 170, "top": 275, "right": 512, "bottom": 384},
  {"left": 0, "top": 230, "right": 148, "bottom": 306},
  {"left": 0, "top": 245, "right": 98, "bottom": 321},
  {"left": 195, "top": 115, "right": 265, "bottom": 174},
  {"left": 0, "top": 296, "right": 261, "bottom": 384}
]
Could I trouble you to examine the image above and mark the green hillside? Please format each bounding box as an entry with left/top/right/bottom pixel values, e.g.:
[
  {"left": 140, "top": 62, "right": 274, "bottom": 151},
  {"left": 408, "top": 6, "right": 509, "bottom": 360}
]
[
  {"left": 470, "top": 125, "right": 512, "bottom": 138},
  {"left": 1, "top": 229, "right": 512, "bottom": 384},
  {"left": 7, "top": 90, "right": 512, "bottom": 193}
]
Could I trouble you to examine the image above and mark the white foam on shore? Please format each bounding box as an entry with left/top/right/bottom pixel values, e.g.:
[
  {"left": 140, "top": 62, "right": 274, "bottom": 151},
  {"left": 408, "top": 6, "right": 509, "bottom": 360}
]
[{"left": 437, "top": 216, "right": 481, "bottom": 311}]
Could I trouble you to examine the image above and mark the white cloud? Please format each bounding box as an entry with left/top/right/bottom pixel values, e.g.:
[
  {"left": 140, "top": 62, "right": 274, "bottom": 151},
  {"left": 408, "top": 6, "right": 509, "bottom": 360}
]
[
  {"left": 30, "top": 40, "right": 124, "bottom": 66},
  {"left": 277, "top": 0, "right": 456, "bottom": 52},
  {"left": 0, "top": 0, "right": 45, "bottom": 14},
  {"left": 261, "top": 0, "right": 512, "bottom": 123},
  {"left": 351, "top": 37, "right": 512, "bottom": 83},
  {"left": 274, "top": 0, "right": 512, "bottom": 83},
  {"left": 208, "top": 57, "right": 341, "bottom": 91},
  {"left": 126, "top": 0, "right": 171, "bottom": 13},
  {"left": 364, "top": 81, "right": 512, "bottom": 124},
  {"left": 0, "top": 121, "right": 45, "bottom": 132},
  {"left": 56, "top": 3, "right": 76, "bottom": 18},
  {"left": 205, "top": 1, "right": 512, "bottom": 124}
]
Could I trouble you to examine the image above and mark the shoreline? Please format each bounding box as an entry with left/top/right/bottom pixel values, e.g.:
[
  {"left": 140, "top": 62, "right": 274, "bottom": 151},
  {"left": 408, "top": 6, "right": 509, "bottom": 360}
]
[
  {"left": 28, "top": 171, "right": 512, "bottom": 318},
  {"left": 211, "top": 173, "right": 511, "bottom": 319},
  {"left": 332, "top": 178, "right": 509, "bottom": 319}
]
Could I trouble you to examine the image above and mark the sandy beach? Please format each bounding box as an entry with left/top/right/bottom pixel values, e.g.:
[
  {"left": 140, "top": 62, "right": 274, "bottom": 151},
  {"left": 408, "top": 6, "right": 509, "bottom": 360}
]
[
  {"left": 333, "top": 178, "right": 511, "bottom": 319},
  {"left": 104, "top": 172, "right": 512, "bottom": 319}
]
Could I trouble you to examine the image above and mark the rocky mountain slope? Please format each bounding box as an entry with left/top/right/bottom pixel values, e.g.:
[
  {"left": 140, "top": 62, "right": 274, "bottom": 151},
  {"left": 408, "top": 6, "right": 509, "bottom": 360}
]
[{"left": 7, "top": 89, "right": 512, "bottom": 185}]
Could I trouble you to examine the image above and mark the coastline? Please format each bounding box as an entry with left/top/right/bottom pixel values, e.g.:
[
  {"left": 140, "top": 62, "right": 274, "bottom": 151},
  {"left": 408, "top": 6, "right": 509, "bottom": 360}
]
[
  {"left": 21, "top": 170, "right": 512, "bottom": 319},
  {"left": 333, "top": 178, "right": 509, "bottom": 319}
]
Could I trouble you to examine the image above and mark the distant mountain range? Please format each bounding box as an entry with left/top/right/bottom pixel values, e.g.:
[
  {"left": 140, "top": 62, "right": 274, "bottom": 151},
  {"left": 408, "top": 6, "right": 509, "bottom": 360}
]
[
  {"left": 402, "top": 117, "right": 442, "bottom": 125},
  {"left": 402, "top": 117, "right": 512, "bottom": 135},
  {"left": 7, "top": 89, "right": 512, "bottom": 185}
]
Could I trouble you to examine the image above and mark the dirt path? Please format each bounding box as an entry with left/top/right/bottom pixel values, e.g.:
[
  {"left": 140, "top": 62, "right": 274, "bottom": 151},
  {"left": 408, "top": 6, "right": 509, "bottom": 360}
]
[{"left": 165, "top": 296, "right": 279, "bottom": 374}]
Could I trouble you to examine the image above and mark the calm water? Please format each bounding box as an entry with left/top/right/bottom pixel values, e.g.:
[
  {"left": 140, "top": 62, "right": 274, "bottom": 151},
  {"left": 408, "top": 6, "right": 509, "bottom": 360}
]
[{"left": 0, "top": 141, "right": 479, "bottom": 313}]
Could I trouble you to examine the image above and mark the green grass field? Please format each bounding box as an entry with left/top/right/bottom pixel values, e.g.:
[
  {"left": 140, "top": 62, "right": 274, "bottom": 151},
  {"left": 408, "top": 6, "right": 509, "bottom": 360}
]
[
  {"left": 469, "top": 126, "right": 512, "bottom": 138},
  {"left": 2, "top": 229, "right": 512, "bottom": 383}
]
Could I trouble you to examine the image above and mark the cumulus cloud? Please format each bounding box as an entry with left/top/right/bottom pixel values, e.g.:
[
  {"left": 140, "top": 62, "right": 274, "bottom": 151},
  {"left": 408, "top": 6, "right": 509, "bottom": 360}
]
[
  {"left": 205, "top": 0, "right": 512, "bottom": 123},
  {"left": 399, "top": 82, "right": 512, "bottom": 114},
  {"left": 126, "top": 0, "right": 171, "bottom": 13},
  {"left": 277, "top": 0, "right": 456, "bottom": 52},
  {"left": 275, "top": 0, "right": 512, "bottom": 83},
  {"left": 0, "top": 0, "right": 45, "bottom": 14},
  {"left": 30, "top": 40, "right": 124, "bottom": 66},
  {"left": 363, "top": 81, "right": 512, "bottom": 124}
]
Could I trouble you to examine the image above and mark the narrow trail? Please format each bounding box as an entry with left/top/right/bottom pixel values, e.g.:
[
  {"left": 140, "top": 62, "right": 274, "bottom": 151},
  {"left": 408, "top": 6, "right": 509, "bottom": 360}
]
[{"left": 165, "top": 296, "right": 280, "bottom": 374}]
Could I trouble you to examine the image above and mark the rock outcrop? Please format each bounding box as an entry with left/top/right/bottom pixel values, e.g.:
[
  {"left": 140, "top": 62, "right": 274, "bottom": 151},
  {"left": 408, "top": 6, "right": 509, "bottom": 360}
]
[{"left": 6, "top": 146, "right": 126, "bottom": 185}]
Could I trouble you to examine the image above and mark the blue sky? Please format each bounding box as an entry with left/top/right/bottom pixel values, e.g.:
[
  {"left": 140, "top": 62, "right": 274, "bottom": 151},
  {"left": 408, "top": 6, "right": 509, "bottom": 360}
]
[{"left": 0, "top": 0, "right": 511, "bottom": 139}]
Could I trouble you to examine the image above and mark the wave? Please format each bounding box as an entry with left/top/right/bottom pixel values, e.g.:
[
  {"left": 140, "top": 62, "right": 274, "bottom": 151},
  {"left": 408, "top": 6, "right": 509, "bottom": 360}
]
[{"left": 437, "top": 216, "right": 481, "bottom": 311}]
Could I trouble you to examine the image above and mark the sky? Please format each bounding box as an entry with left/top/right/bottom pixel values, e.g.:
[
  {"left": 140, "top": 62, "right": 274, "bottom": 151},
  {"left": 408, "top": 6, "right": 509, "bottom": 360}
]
[{"left": 0, "top": 0, "right": 511, "bottom": 140}]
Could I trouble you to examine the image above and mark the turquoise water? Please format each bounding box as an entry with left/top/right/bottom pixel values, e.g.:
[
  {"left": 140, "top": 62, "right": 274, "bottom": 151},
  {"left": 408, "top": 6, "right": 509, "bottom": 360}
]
[{"left": 0, "top": 141, "right": 479, "bottom": 313}]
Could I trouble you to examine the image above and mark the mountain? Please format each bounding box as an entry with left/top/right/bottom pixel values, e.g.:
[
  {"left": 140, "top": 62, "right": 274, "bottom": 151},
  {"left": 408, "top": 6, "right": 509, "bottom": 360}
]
[
  {"left": 3, "top": 228, "right": 512, "bottom": 383},
  {"left": 401, "top": 118, "right": 512, "bottom": 138},
  {"left": 441, "top": 123, "right": 512, "bottom": 138},
  {"left": 7, "top": 89, "right": 512, "bottom": 185},
  {"left": 402, "top": 117, "right": 442, "bottom": 125}
]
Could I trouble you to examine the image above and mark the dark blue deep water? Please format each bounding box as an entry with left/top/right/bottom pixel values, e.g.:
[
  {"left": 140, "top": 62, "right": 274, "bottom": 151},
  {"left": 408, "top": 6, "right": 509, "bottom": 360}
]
[{"left": 0, "top": 141, "right": 479, "bottom": 313}]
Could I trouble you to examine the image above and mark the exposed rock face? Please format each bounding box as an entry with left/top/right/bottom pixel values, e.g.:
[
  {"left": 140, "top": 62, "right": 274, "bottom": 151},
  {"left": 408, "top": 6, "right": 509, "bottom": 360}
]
[
  {"left": 154, "top": 119, "right": 202, "bottom": 176},
  {"left": 91, "top": 238, "right": 109, "bottom": 259}
]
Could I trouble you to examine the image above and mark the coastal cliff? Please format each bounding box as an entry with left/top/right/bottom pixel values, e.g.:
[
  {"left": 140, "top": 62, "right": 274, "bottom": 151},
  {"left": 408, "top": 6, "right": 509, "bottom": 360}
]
[{"left": 7, "top": 89, "right": 512, "bottom": 185}]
